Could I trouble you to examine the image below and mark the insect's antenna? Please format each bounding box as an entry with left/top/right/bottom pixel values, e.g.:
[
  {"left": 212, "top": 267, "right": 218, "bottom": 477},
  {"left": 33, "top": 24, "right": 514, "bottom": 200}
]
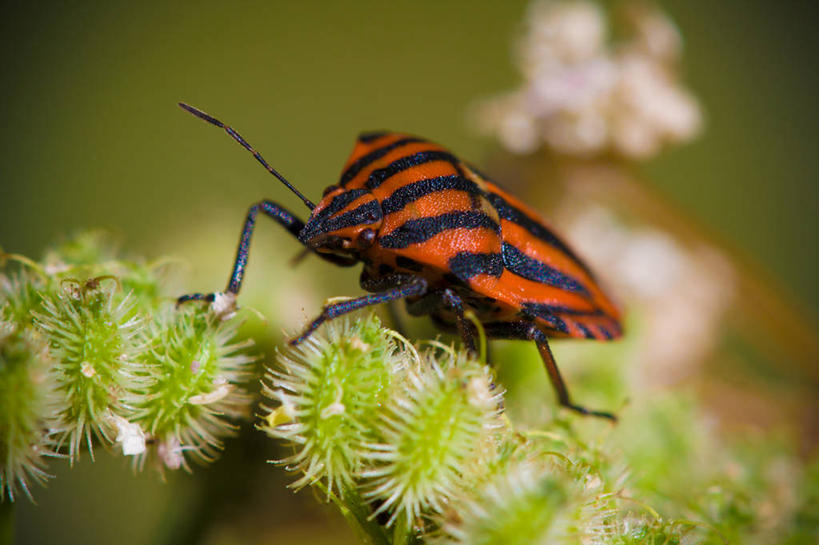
[{"left": 179, "top": 102, "right": 316, "bottom": 210}]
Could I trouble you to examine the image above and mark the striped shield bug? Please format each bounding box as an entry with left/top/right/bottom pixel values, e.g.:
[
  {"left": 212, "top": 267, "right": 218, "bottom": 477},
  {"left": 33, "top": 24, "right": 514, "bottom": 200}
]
[{"left": 177, "top": 103, "right": 623, "bottom": 420}]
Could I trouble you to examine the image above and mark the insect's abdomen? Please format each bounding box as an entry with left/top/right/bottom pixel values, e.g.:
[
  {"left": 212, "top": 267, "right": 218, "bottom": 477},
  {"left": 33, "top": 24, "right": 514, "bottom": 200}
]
[{"left": 475, "top": 181, "right": 622, "bottom": 340}]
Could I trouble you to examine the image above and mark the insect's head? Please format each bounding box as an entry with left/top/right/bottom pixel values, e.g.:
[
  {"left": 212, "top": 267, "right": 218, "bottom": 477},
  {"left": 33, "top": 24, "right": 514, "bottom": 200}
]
[{"left": 298, "top": 185, "right": 383, "bottom": 257}]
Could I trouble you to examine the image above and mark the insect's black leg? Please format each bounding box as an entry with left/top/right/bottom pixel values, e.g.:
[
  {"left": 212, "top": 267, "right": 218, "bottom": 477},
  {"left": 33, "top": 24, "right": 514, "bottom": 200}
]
[
  {"left": 177, "top": 200, "right": 355, "bottom": 307},
  {"left": 291, "top": 277, "right": 428, "bottom": 345},
  {"left": 406, "top": 289, "right": 477, "bottom": 354},
  {"left": 177, "top": 292, "right": 216, "bottom": 304},
  {"left": 482, "top": 322, "right": 617, "bottom": 421},
  {"left": 224, "top": 200, "right": 303, "bottom": 295},
  {"left": 532, "top": 328, "right": 617, "bottom": 422}
]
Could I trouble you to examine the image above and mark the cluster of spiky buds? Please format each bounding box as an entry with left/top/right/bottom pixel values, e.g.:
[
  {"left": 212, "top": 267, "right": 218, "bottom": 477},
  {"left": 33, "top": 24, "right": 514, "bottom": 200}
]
[
  {"left": 0, "top": 233, "right": 256, "bottom": 501},
  {"left": 261, "top": 315, "right": 505, "bottom": 533}
]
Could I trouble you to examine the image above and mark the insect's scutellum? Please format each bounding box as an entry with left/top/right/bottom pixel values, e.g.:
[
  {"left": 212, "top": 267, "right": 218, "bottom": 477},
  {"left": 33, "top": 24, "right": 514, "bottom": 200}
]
[{"left": 178, "top": 104, "right": 623, "bottom": 420}]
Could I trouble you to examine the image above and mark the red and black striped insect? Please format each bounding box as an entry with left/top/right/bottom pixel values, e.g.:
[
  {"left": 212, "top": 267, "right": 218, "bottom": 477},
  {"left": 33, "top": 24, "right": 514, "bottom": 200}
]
[{"left": 178, "top": 103, "right": 623, "bottom": 420}]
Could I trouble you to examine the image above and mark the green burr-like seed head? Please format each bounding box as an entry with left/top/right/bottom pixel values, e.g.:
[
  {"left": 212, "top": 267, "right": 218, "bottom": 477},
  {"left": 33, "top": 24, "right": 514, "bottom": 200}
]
[
  {"left": 0, "top": 323, "right": 59, "bottom": 501},
  {"left": 262, "top": 314, "right": 407, "bottom": 496},
  {"left": 131, "top": 304, "right": 255, "bottom": 471},
  {"left": 362, "top": 348, "right": 504, "bottom": 527},
  {"left": 33, "top": 277, "right": 141, "bottom": 461}
]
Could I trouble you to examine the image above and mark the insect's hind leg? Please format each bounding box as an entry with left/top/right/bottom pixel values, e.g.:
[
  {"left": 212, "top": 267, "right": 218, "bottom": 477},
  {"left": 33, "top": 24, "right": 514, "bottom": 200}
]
[
  {"left": 177, "top": 200, "right": 356, "bottom": 307},
  {"left": 532, "top": 329, "right": 617, "bottom": 422},
  {"left": 482, "top": 322, "right": 617, "bottom": 422}
]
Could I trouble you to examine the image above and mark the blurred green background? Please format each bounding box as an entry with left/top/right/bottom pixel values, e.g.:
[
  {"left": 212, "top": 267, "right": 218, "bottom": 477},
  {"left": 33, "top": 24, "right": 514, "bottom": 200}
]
[{"left": 1, "top": 1, "right": 817, "bottom": 544}]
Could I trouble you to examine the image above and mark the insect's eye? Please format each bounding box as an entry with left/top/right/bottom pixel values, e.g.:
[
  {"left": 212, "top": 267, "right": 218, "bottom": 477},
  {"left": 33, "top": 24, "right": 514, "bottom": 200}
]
[
  {"left": 322, "top": 185, "right": 339, "bottom": 197},
  {"left": 357, "top": 228, "right": 376, "bottom": 249}
]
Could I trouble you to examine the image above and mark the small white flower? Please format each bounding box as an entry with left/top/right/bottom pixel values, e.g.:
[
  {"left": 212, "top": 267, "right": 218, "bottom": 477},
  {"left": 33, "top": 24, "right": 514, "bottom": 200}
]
[
  {"left": 188, "top": 380, "right": 234, "bottom": 405},
  {"left": 348, "top": 336, "right": 370, "bottom": 352},
  {"left": 80, "top": 361, "right": 96, "bottom": 378},
  {"left": 110, "top": 414, "right": 146, "bottom": 456},
  {"left": 43, "top": 262, "right": 71, "bottom": 276},
  {"left": 467, "top": 375, "right": 495, "bottom": 410},
  {"left": 158, "top": 437, "right": 185, "bottom": 470}
]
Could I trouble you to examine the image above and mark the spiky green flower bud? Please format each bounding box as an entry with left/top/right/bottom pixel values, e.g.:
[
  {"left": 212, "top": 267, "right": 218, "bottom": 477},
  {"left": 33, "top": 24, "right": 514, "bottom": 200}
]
[
  {"left": 0, "top": 270, "right": 45, "bottom": 327},
  {"left": 33, "top": 277, "right": 141, "bottom": 461},
  {"left": 436, "top": 460, "right": 600, "bottom": 545},
  {"left": 131, "top": 305, "right": 255, "bottom": 471},
  {"left": 0, "top": 323, "right": 58, "bottom": 501},
  {"left": 261, "top": 314, "right": 408, "bottom": 496},
  {"left": 362, "top": 348, "right": 503, "bottom": 527}
]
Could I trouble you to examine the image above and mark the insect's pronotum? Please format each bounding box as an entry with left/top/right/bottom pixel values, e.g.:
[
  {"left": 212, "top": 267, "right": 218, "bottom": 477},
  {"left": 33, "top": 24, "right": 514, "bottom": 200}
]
[{"left": 177, "top": 103, "right": 623, "bottom": 420}]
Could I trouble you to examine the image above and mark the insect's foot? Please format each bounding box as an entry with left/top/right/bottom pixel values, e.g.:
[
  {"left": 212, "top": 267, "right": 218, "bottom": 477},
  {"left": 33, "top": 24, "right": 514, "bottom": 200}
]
[
  {"left": 288, "top": 330, "right": 311, "bottom": 347},
  {"left": 211, "top": 292, "right": 239, "bottom": 321},
  {"left": 176, "top": 291, "right": 238, "bottom": 321},
  {"left": 565, "top": 403, "right": 618, "bottom": 423},
  {"left": 289, "top": 318, "right": 323, "bottom": 346}
]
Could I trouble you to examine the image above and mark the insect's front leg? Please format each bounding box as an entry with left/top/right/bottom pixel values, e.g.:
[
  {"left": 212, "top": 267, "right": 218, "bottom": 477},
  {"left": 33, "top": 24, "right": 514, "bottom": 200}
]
[
  {"left": 405, "top": 289, "right": 478, "bottom": 355},
  {"left": 291, "top": 275, "right": 427, "bottom": 345},
  {"left": 177, "top": 200, "right": 356, "bottom": 312}
]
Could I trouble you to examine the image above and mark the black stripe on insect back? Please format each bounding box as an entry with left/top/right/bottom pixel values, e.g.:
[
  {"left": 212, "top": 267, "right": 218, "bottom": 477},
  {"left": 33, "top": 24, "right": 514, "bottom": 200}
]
[
  {"left": 578, "top": 323, "right": 596, "bottom": 339},
  {"left": 299, "top": 199, "right": 382, "bottom": 242},
  {"left": 339, "top": 137, "right": 425, "bottom": 186},
  {"left": 502, "top": 242, "right": 590, "bottom": 295},
  {"left": 366, "top": 150, "right": 460, "bottom": 189},
  {"left": 520, "top": 303, "right": 570, "bottom": 334},
  {"left": 299, "top": 189, "right": 371, "bottom": 241},
  {"left": 486, "top": 192, "right": 595, "bottom": 277},
  {"left": 379, "top": 211, "right": 499, "bottom": 249},
  {"left": 324, "top": 200, "right": 382, "bottom": 231},
  {"left": 380, "top": 175, "right": 481, "bottom": 215},
  {"left": 322, "top": 188, "right": 370, "bottom": 217},
  {"left": 520, "top": 303, "right": 571, "bottom": 334},
  {"left": 529, "top": 303, "right": 604, "bottom": 317},
  {"left": 521, "top": 302, "right": 619, "bottom": 338},
  {"left": 449, "top": 252, "right": 503, "bottom": 281}
]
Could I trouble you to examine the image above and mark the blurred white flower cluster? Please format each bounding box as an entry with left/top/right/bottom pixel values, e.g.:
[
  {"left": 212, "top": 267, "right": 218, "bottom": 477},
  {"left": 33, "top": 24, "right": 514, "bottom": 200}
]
[
  {"left": 475, "top": 0, "right": 702, "bottom": 158},
  {"left": 560, "top": 202, "right": 735, "bottom": 385}
]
